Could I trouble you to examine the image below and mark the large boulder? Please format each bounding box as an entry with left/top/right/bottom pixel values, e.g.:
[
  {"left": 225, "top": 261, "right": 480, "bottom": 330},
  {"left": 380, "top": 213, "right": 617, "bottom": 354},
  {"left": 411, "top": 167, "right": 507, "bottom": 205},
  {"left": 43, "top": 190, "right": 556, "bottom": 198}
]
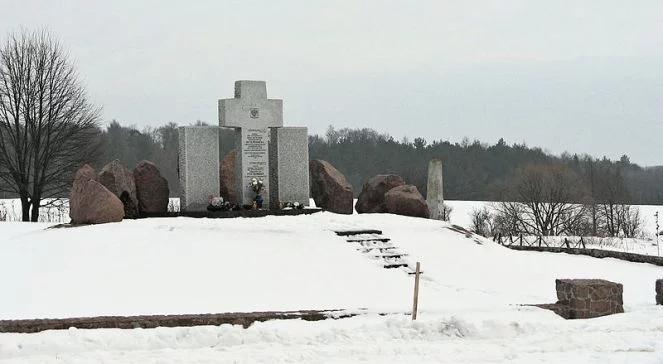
[
  {"left": 309, "top": 160, "right": 354, "bottom": 214},
  {"left": 98, "top": 160, "right": 139, "bottom": 218},
  {"left": 134, "top": 160, "right": 170, "bottom": 215},
  {"left": 69, "top": 164, "right": 124, "bottom": 224},
  {"left": 219, "top": 149, "right": 238, "bottom": 204},
  {"left": 384, "top": 185, "right": 430, "bottom": 218},
  {"left": 355, "top": 174, "right": 405, "bottom": 213}
]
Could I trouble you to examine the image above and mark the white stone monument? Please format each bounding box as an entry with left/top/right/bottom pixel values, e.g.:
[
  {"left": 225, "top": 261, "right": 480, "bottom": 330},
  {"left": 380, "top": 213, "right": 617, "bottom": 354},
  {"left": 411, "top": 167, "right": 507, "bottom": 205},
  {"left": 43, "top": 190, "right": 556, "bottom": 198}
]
[
  {"left": 218, "top": 80, "right": 309, "bottom": 208},
  {"left": 426, "top": 159, "right": 444, "bottom": 220}
]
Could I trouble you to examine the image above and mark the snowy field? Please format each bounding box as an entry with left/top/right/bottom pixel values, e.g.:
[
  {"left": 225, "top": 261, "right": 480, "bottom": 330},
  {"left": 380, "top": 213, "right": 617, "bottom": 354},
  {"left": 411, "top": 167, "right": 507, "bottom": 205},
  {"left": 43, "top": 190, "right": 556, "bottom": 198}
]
[{"left": 2, "top": 211, "right": 663, "bottom": 362}]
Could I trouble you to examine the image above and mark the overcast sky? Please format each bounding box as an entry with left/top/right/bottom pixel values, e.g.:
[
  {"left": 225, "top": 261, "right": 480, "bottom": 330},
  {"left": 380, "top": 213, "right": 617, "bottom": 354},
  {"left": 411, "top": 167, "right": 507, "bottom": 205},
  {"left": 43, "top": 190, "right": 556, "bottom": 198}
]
[{"left": 2, "top": 1, "right": 662, "bottom": 165}]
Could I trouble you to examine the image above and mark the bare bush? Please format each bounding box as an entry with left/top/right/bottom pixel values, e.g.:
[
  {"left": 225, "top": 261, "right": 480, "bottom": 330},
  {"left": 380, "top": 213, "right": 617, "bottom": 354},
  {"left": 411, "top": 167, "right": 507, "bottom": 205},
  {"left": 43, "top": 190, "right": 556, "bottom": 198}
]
[
  {"left": 619, "top": 205, "right": 642, "bottom": 238},
  {"left": 440, "top": 202, "right": 452, "bottom": 222},
  {"left": 470, "top": 206, "right": 493, "bottom": 237}
]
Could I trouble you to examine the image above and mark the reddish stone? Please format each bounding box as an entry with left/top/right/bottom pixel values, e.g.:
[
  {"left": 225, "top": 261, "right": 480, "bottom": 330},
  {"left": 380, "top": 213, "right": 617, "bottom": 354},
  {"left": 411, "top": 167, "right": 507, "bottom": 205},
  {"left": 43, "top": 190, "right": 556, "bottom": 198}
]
[
  {"left": 309, "top": 160, "right": 353, "bottom": 214},
  {"left": 219, "top": 149, "right": 238, "bottom": 204},
  {"left": 69, "top": 164, "right": 124, "bottom": 224},
  {"left": 384, "top": 185, "right": 430, "bottom": 218},
  {"left": 98, "top": 160, "right": 139, "bottom": 218},
  {"left": 356, "top": 175, "right": 405, "bottom": 213},
  {"left": 133, "top": 160, "right": 169, "bottom": 214}
]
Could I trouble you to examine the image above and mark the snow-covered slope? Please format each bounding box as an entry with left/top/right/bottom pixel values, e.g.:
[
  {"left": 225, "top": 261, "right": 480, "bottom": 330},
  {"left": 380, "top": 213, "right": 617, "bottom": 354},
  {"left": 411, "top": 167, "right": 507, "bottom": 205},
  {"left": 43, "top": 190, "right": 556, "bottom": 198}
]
[
  {"left": 2, "top": 212, "right": 663, "bottom": 362},
  {"left": 2, "top": 213, "right": 661, "bottom": 319}
]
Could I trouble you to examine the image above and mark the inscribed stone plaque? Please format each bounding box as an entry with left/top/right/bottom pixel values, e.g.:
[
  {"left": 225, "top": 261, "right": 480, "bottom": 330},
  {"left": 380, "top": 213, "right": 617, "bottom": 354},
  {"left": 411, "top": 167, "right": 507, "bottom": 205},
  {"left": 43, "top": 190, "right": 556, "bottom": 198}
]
[
  {"left": 178, "top": 126, "right": 220, "bottom": 211},
  {"left": 235, "top": 128, "right": 270, "bottom": 206}
]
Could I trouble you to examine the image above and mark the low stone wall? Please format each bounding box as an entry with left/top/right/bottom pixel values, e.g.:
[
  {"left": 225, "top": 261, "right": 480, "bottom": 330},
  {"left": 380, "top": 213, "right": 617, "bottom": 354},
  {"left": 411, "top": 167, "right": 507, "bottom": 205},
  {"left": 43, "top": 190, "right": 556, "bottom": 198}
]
[
  {"left": 0, "top": 310, "right": 353, "bottom": 334},
  {"left": 657, "top": 279, "right": 663, "bottom": 305},
  {"left": 506, "top": 245, "right": 663, "bottom": 267}
]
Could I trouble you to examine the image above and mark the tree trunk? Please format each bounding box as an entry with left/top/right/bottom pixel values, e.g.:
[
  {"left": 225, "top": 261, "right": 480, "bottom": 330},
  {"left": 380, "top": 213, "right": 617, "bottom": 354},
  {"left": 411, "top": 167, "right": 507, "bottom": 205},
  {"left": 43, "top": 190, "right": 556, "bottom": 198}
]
[
  {"left": 30, "top": 200, "right": 40, "bottom": 222},
  {"left": 20, "top": 196, "right": 31, "bottom": 222}
]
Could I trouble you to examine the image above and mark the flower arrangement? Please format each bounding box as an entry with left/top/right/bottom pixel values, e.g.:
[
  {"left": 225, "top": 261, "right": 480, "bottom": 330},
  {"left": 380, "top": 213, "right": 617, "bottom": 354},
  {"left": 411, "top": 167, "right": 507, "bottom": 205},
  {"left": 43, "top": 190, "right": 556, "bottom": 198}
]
[
  {"left": 249, "top": 178, "right": 265, "bottom": 209},
  {"left": 282, "top": 201, "right": 304, "bottom": 210},
  {"left": 249, "top": 178, "right": 264, "bottom": 194},
  {"left": 207, "top": 196, "right": 241, "bottom": 212}
]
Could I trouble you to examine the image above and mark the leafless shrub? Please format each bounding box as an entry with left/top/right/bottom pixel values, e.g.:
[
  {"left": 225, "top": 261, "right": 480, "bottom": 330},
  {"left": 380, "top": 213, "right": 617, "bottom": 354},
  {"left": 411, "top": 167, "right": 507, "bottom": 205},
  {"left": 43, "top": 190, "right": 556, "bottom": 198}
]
[
  {"left": 619, "top": 205, "right": 642, "bottom": 238},
  {"left": 470, "top": 206, "right": 494, "bottom": 237},
  {"left": 440, "top": 202, "right": 452, "bottom": 222}
]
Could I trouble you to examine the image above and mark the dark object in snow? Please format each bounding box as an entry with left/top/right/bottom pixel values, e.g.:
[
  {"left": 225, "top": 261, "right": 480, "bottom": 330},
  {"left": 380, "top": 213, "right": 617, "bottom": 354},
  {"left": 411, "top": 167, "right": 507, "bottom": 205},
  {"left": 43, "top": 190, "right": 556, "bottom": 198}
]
[
  {"left": 384, "top": 185, "right": 430, "bottom": 218},
  {"left": 134, "top": 160, "right": 169, "bottom": 215},
  {"left": 536, "top": 279, "right": 623, "bottom": 319},
  {"left": 356, "top": 174, "right": 405, "bottom": 214},
  {"left": 656, "top": 279, "right": 663, "bottom": 305},
  {"left": 309, "top": 159, "right": 354, "bottom": 214}
]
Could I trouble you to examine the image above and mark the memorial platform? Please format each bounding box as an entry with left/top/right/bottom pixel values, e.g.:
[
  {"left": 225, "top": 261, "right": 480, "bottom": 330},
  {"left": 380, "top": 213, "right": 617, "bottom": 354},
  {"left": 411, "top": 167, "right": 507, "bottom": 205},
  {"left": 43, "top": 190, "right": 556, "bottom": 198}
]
[{"left": 142, "top": 207, "right": 323, "bottom": 219}]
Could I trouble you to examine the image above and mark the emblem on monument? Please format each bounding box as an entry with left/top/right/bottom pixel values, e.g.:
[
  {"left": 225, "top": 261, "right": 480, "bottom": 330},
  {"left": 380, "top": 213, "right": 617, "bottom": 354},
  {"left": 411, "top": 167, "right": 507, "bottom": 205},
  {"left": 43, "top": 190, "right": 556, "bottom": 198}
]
[{"left": 250, "top": 108, "right": 259, "bottom": 119}]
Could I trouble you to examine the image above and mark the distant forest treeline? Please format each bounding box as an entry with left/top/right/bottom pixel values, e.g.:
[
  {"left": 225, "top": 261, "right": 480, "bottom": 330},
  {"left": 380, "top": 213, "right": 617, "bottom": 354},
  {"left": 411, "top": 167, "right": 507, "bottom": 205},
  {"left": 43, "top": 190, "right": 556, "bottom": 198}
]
[{"left": 24, "top": 121, "right": 660, "bottom": 205}]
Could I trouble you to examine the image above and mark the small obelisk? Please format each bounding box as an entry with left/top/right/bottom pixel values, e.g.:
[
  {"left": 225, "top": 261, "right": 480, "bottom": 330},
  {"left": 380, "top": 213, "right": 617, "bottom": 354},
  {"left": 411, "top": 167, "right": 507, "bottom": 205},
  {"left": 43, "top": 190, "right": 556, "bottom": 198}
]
[{"left": 426, "top": 159, "right": 444, "bottom": 220}]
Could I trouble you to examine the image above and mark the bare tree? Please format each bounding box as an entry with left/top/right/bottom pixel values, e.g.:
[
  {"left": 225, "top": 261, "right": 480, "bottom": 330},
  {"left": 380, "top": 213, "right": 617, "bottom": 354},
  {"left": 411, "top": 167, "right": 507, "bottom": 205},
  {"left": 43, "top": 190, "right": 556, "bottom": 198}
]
[
  {"left": 0, "top": 30, "right": 100, "bottom": 221},
  {"left": 494, "top": 164, "right": 588, "bottom": 236}
]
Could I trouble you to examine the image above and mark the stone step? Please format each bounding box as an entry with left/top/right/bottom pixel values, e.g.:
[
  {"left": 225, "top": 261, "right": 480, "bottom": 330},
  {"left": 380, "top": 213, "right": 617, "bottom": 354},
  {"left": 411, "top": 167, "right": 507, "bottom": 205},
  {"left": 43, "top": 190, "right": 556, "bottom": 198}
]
[
  {"left": 335, "top": 229, "right": 383, "bottom": 236},
  {"left": 359, "top": 247, "right": 397, "bottom": 253},
  {"left": 356, "top": 241, "right": 394, "bottom": 248},
  {"left": 347, "top": 237, "right": 391, "bottom": 243},
  {"left": 373, "top": 253, "right": 407, "bottom": 259}
]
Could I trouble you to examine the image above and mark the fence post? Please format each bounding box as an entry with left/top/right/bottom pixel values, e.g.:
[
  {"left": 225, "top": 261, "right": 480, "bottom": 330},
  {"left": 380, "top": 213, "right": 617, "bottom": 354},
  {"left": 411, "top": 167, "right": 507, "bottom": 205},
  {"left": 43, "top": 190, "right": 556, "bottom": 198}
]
[
  {"left": 564, "top": 238, "right": 570, "bottom": 249},
  {"left": 519, "top": 234, "right": 523, "bottom": 247},
  {"left": 538, "top": 236, "right": 542, "bottom": 248},
  {"left": 412, "top": 262, "right": 421, "bottom": 320},
  {"left": 580, "top": 237, "right": 586, "bottom": 249}
]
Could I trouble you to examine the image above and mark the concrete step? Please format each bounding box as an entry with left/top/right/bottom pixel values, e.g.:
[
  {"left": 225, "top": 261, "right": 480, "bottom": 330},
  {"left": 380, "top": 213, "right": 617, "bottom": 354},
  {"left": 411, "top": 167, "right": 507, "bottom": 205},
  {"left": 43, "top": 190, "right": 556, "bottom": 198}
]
[
  {"left": 335, "top": 229, "right": 383, "bottom": 236},
  {"left": 347, "top": 238, "right": 391, "bottom": 243}
]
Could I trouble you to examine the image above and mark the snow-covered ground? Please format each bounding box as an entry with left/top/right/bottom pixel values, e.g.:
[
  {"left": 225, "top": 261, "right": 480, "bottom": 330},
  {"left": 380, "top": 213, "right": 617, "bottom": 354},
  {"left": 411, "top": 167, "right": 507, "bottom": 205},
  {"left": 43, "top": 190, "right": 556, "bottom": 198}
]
[{"left": 2, "top": 211, "right": 663, "bottom": 362}]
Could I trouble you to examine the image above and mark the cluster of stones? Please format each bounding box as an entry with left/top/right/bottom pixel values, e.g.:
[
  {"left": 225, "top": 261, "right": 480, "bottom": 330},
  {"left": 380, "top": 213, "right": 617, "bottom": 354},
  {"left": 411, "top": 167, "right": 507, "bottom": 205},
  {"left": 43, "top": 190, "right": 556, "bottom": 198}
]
[
  {"left": 178, "top": 81, "right": 309, "bottom": 211},
  {"left": 356, "top": 175, "right": 430, "bottom": 218},
  {"left": 309, "top": 159, "right": 444, "bottom": 219},
  {"left": 657, "top": 279, "right": 663, "bottom": 305},
  {"left": 553, "top": 279, "right": 624, "bottom": 319},
  {"left": 69, "top": 160, "right": 169, "bottom": 224}
]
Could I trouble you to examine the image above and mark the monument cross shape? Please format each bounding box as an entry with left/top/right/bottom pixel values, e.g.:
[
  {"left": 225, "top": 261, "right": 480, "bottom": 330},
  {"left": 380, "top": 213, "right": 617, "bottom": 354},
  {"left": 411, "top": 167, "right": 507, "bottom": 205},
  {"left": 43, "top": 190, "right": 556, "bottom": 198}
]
[{"left": 218, "top": 80, "right": 283, "bottom": 129}]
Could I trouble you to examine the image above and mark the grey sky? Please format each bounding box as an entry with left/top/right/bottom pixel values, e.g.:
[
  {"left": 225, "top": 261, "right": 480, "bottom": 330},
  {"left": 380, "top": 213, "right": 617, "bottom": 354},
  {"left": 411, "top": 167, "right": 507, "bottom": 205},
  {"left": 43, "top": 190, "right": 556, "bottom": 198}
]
[{"left": 2, "top": 0, "right": 662, "bottom": 165}]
